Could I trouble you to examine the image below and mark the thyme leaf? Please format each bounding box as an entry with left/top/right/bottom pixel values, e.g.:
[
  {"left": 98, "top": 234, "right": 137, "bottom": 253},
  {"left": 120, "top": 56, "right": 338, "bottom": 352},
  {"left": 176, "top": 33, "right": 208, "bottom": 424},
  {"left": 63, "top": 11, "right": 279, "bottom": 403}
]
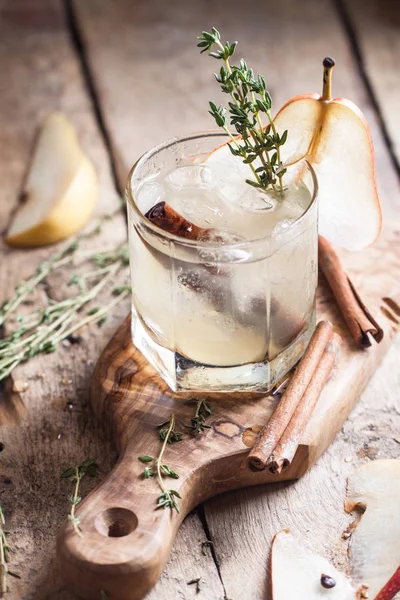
[
  {"left": 138, "top": 401, "right": 212, "bottom": 511},
  {"left": 61, "top": 459, "right": 99, "bottom": 537},
  {"left": 185, "top": 398, "right": 213, "bottom": 434},
  {"left": 198, "top": 28, "right": 287, "bottom": 193},
  {"left": 0, "top": 207, "right": 130, "bottom": 384}
]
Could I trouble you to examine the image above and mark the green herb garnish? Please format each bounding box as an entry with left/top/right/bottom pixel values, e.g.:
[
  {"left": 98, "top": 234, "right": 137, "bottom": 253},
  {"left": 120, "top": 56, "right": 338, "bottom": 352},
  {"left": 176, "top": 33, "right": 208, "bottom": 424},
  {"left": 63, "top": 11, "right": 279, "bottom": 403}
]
[
  {"left": 61, "top": 459, "right": 99, "bottom": 537},
  {"left": 0, "top": 208, "right": 130, "bottom": 383},
  {"left": 139, "top": 415, "right": 182, "bottom": 513},
  {"left": 198, "top": 27, "right": 287, "bottom": 192},
  {"left": 185, "top": 397, "right": 213, "bottom": 434},
  {"left": 139, "top": 401, "right": 213, "bottom": 512}
]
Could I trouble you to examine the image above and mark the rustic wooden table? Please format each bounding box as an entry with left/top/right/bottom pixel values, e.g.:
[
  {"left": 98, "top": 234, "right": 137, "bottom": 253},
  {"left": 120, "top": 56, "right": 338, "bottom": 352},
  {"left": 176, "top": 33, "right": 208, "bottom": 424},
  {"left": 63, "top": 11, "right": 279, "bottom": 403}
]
[{"left": 1, "top": 1, "right": 399, "bottom": 599}]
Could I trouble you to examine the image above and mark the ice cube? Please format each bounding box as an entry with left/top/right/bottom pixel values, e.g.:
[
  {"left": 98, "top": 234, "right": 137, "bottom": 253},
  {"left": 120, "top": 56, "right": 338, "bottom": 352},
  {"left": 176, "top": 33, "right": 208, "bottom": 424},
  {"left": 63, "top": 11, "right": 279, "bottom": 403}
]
[
  {"left": 167, "top": 165, "right": 214, "bottom": 190},
  {"left": 137, "top": 181, "right": 165, "bottom": 214},
  {"left": 168, "top": 188, "right": 227, "bottom": 229},
  {"left": 240, "top": 188, "right": 277, "bottom": 213},
  {"left": 209, "top": 156, "right": 252, "bottom": 207}
]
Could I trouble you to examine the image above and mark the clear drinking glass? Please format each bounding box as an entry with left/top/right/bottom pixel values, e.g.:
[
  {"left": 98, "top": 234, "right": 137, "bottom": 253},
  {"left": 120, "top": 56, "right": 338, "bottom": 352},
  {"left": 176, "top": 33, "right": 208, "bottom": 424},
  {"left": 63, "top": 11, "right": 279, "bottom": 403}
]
[{"left": 126, "top": 132, "right": 318, "bottom": 392}]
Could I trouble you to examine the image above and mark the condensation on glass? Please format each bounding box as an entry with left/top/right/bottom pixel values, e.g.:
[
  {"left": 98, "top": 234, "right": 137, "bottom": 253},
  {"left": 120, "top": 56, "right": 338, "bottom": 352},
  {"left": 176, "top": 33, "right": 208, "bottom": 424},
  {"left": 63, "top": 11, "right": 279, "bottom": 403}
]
[{"left": 126, "top": 132, "right": 318, "bottom": 392}]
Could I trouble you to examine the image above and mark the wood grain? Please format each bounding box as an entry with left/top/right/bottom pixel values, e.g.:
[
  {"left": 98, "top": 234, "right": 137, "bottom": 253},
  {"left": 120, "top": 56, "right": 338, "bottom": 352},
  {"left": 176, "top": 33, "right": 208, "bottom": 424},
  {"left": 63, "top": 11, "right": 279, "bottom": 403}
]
[
  {"left": 0, "top": 0, "right": 399, "bottom": 598},
  {"left": 72, "top": 0, "right": 400, "bottom": 217},
  {"left": 0, "top": 1, "right": 127, "bottom": 598},
  {"left": 57, "top": 223, "right": 400, "bottom": 599},
  {"left": 70, "top": 2, "right": 400, "bottom": 597},
  {"left": 0, "top": 3, "right": 224, "bottom": 598}
]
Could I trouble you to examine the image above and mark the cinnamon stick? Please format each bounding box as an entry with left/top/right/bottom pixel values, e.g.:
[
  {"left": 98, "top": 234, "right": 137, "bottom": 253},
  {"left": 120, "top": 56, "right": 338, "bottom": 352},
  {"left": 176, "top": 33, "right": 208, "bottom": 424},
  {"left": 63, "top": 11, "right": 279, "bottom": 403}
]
[
  {"left": 318, "top": 235, "right": 383, "bottom": 349},
  {"left": 266, "top": 333, "right": 340, "bottom": 474},
  {"left": 145, "top": 201, "right": 306, "bottom": 347},
  {"left": 145, "top": 201, "right": 208, "bottom": 240},
  {"left": 247, "top": 321, "right": 334, "bottom": 471}
]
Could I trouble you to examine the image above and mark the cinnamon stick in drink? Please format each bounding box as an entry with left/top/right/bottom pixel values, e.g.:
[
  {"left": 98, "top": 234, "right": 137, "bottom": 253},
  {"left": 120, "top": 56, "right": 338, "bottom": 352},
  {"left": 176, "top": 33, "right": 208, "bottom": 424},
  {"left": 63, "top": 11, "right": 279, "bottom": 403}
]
[
  {"left": 247, "top": 321, "right": 334, "bottom": 471},
  {"left": 318, "top": 235, "right": 383, "bottom": 349},
  {"left": 145, "top": 201, "right": 208, "bottom": 240},
  {"left": 266, "top": 332, "right": 340, "bottom": 474},
  {"left": 145, "top": 201, "right": 308, "bottom": 352},
  {"left": 144, "top": 201, "right": 254, "bottom": 326}
]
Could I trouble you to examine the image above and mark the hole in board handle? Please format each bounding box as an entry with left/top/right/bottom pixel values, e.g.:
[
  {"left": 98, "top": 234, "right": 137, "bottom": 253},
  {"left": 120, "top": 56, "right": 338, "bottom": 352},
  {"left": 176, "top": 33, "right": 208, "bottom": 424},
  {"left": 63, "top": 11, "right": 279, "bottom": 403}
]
[{"left": 95, "top": 507, "right": 138, "bottom": 538}]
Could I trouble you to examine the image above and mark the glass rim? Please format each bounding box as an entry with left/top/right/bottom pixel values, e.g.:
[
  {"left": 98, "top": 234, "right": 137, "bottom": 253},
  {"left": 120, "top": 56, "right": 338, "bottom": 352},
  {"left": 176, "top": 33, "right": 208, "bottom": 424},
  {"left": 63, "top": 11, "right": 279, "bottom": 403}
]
[{"left": 126, "top": 131, "right": 318, "bottom": 251}]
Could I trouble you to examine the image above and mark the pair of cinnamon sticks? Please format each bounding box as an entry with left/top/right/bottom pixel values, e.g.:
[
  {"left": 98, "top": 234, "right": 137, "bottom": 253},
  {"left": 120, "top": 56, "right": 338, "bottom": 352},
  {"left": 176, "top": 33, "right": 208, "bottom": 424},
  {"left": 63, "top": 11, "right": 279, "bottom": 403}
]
[
  {"left": 144, "top": 201, "right": 384, "bottom": 476},
  {"left": 247, "top": 321, "right": 340, "bottom": 473},
  {"left": 247, "top": 237, "right": 384, "bottom": 473}
]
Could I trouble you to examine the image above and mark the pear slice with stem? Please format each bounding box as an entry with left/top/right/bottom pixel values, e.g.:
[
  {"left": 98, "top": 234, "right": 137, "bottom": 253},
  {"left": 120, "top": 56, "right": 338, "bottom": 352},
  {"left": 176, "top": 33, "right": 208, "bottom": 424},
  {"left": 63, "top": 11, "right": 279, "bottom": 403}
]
[
  {"left": 6, "top": 112, "right": 98, "bottom": 247},
  {"left": 345, "top": 459, "right": 400, "bottom": 600},
  {"left": 274, "top": 57, "right": 382, "bottom": 251},
  {"left": 204, "top": 58, "right": 381, "bottom": 251},
  {"left": 270, "top": 529, "right": 357, "bottom": 599}
]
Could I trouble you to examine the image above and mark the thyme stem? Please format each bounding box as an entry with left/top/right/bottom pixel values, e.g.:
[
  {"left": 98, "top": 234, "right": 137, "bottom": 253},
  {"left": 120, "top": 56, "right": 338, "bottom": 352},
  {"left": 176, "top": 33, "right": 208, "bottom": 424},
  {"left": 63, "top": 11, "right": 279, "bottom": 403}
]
[
  {"left": 61, "top": 460, "right": 99, "bottom": 537},
  {"left": 0, "top": 506, "right": 18, "bottom": 596},
  {"left": 266, "top": 110, "right": 284, "bottom": 192},
  {"left": 0, "top": 507, "right": 8, "bottom": 596},
  {"left": 198, "top": 28, "right": 288, "bottom": 193},
  {"left": 0, "top": 219, "right": 130, "bottom": 383},
  {"left": 222, "top": 126, "right": 263, "bottom": 185},
  {"left": 53, "top": 287, "right": 129, "bottom": 345},
  {"left": 156, "top": 415, "right": 176, "bottom": 496},
  {"left": 70, "top": 468, "right": 83, "bottom": 537}
]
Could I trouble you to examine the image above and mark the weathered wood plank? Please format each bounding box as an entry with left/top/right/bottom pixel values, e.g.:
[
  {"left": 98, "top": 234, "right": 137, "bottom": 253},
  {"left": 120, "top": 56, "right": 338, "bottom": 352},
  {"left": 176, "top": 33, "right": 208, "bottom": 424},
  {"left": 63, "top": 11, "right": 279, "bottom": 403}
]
[
  {"left": 73, "top": 0, "right": 400, "bottom": 216},
  {"left": 137, "top": 511, "right": 225, "bottom": 600},
  {"left": 341, "top": 0, "right": 400, "bottom": 169},
  {"left": 0, "top": 1, "right": 223, "bottom": 598},
  {"left": 0, "top": 1, "right": 125, "bottom": 598},
  {"left": 204, "top": 338, "right": 400, "bottom": 599},
  {"left": 0, "top": 2, "right": 224, "bottom": 600},
  {"left": 70, "top": 0, "right": 400, "bottom": 598}
]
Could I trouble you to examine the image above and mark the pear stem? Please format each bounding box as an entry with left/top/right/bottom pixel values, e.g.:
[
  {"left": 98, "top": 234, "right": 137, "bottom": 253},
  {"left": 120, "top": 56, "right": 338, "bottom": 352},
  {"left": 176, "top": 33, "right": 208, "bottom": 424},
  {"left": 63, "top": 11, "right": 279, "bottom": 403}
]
[{"left": 322, "top": 57, "right": 335, "bottom": 101}]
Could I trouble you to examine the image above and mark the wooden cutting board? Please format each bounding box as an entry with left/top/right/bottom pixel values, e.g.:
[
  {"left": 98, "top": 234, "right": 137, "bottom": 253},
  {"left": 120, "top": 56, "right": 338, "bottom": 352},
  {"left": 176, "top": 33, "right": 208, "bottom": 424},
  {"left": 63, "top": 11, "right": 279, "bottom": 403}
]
[{"left": 57, "top": 225, "right": 400, "bottom": 600}]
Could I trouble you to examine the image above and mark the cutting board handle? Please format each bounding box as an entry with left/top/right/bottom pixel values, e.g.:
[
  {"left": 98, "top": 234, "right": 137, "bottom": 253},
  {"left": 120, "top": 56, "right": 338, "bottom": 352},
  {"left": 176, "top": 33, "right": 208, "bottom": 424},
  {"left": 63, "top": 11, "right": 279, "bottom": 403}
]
[
  {"left": 57, "top": 256, "right": 400, "bottom": 600},
  {"left": 57, "top": 450, "right": 182, "bottom": 600}
]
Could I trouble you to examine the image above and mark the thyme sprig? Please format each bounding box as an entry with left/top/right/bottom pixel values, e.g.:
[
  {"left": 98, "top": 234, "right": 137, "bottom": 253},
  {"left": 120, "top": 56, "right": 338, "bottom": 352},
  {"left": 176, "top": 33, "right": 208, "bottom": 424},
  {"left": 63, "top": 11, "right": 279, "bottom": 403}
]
[
  {"left": 61, "top": 459, "right": 99, "bottom": 537},
  {"left": 0, "top": 209, "right": 130, "bottom": 383},
  {"left": 185, "top": 398, "right": 212, "bottom": 434},
  {"left": 0, "top": 506, "right": 20, "bottom": 596},
  {"left": 0, "top": 210, "right": 118, "bottom": 328},
  {"left": 139, "top": 415, "right": 182, "bottom": 513},
  {"left": 198, "top": 27, "right": 287, "bottom": 192},
  {"left": 157, "top": 418, "right": 183, "bottom": 444},
  {"left": 138, "top": 401, "right": 213, "bottom": 512}
]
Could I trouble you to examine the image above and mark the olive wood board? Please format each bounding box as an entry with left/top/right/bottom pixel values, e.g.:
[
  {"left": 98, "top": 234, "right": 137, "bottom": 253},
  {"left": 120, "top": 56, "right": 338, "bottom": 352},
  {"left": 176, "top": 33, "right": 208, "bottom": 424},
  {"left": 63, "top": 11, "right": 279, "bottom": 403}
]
[{"left": 57, "top": 225, "right": 400, "bottom": 600}]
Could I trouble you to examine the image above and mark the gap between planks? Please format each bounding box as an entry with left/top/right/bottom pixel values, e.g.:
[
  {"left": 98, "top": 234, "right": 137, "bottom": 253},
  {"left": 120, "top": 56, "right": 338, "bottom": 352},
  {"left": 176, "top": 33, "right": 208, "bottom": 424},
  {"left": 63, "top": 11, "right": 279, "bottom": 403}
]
[
  {"left": 60, "top": 2, "right": 400, "bottom": 598},
  {"left": 63, "top": 0, "right": 123, "bottom": 195},
  {"left": 198, "top": 505, "right": 229, "bottom": 599},
  {"left": 333, "top": 0, "right": 400, "bottom": 180}
]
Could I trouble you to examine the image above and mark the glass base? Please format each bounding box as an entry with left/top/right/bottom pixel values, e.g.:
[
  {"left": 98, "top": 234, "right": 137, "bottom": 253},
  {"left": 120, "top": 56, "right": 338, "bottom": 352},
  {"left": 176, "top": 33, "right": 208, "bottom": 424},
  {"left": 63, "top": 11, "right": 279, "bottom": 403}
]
[{"left": 131, "top": 308, "right": 316, "bottom": 393}]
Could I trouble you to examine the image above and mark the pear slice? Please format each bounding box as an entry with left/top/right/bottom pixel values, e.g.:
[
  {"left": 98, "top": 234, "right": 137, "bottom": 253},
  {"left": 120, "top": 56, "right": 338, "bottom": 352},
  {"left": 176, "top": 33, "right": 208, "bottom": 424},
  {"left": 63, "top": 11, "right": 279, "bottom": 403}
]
[
  {"left": 345, "top": 459, "right": 400, "bottom": 600},
  {"left": 274, "top": 58, "right": 382, "bottom": 251},
  {"left": 6, "top": 112, "right": 98, "bottom": 247},
  {"left": 271, "top": 529, "right": 357, "bottom": 599}
]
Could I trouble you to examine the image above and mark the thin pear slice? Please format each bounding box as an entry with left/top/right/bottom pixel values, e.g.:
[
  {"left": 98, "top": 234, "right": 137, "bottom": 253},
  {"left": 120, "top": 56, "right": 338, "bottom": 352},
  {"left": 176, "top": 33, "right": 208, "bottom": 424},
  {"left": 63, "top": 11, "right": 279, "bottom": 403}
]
[
  {"left": 274, "top": 58, "right": 382, "bottom": 251},
  {"left": 271, "top": 529, "right": 357, "bottom": 599},
  {"left": 345, "top": 459, "right": 400, "bottom": 600},
  {"left": 6, "top": 112, "right": 98, "bottom": 247}
]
